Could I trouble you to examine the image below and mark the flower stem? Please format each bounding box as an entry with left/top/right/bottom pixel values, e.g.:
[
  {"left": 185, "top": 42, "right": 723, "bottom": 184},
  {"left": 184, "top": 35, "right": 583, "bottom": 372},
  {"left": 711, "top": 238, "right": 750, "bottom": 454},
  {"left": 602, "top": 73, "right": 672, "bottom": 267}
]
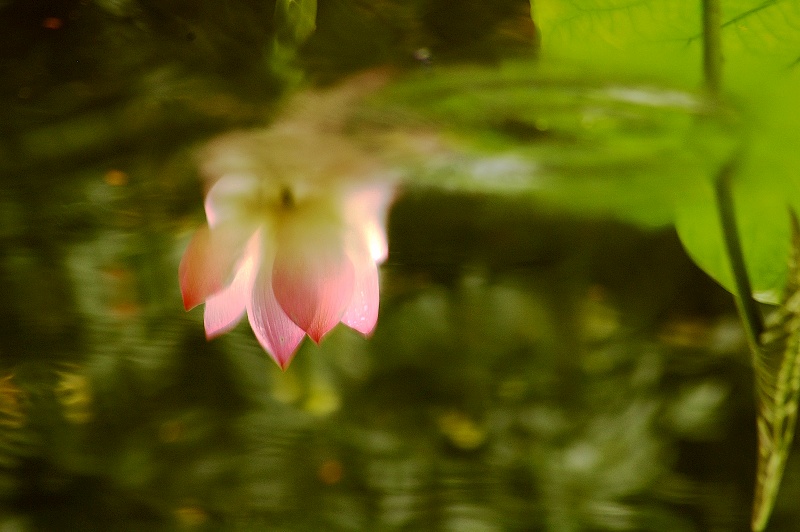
[
  {"left": 703, "top": 0, "right": 765, "bottom": 353},
  {"left": 714, "top": 160, "right": 764, "bottom": 356}
]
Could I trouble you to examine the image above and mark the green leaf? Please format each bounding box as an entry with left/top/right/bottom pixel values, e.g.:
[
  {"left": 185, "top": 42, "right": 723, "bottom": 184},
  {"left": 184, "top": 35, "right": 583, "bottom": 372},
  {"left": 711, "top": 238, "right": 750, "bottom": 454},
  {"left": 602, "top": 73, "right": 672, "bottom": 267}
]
[
  {"left": 533, "top": 0, "right": 800, "bottom": 301},
  {"left": 720, "top": 0, "right": 800, "bottom": 69},
  {"left": 675, "top": 1, "right": 800, "bottom": 303},
  {"left": 533, "top": 0, "right": 704, "bottom": 84},
  {"left": 675, "top": 168, "right": 792, "bottom": 305}
]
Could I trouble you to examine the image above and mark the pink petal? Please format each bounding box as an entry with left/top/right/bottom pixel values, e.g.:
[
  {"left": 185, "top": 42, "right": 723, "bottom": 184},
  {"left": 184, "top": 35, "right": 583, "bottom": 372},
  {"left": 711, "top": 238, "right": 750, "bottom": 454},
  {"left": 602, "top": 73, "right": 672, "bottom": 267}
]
[
  {"left": 340, "top": 239, "right": 380, "bottom": 336},
  {"left": 178, "top": 223, "right": 251, "bottom": 311},
  {"left": 272, "top": 220, "right": 355, "bottom": 343},
  {"left": 343, "top": 183, "right": 394, "bottom": 262},
  {"left": 362, "top": 219, "right": 389, "bottom": 263},
  {"left": 248, "top": 261, "right": 306, "bottom": 370},
  {"left": 203, "top": 233, "right": 260, "bottom": 338},
  {"left": 204, "top": 173, "right": 260, "bottom": 228}
]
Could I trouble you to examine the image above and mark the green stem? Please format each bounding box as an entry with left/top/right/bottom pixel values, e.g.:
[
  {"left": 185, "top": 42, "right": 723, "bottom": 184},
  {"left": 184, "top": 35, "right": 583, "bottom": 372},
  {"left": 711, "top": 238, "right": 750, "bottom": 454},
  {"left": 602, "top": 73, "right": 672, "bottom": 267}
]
[
  {"left": 701, "top": 0, "right": 723, "bottom": 94},
  {"left": 704, "top": 0, "right": 761, "bottom": 345},
  {"left": 715, "top": 161, "right": 764, "bottom": 353}
]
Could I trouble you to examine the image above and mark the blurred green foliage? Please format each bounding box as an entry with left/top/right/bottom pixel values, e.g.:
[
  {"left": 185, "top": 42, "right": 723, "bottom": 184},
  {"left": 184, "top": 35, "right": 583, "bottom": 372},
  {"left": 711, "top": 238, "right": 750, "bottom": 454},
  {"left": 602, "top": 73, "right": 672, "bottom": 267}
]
[{"left": 359, "top": 60, "right": 741, "bottom": 228}]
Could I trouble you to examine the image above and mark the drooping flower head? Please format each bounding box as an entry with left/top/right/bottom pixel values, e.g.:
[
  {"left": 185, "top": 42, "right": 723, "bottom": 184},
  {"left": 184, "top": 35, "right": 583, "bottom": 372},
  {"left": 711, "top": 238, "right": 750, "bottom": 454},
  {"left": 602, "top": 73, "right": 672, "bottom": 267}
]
[{"left": 179, "top": 73, "right": 395, "bottom": 369}]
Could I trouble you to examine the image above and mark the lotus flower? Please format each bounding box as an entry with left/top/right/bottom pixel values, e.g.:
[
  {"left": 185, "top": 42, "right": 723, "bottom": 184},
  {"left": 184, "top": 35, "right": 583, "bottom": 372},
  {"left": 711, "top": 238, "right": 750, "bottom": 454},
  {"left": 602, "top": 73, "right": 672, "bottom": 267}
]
[{"left": 179, "top": 88, "right": 395, "bottom": 369}]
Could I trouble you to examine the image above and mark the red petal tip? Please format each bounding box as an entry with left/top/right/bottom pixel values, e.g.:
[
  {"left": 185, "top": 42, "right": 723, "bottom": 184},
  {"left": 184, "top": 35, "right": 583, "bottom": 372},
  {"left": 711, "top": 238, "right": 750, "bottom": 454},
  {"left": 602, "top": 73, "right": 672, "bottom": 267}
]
[
  {"left": 181, "top": 292, "right": 202, "bottom": 311},
  {"left": 272, "top": 347, "right": 300, "bottom": 370}
]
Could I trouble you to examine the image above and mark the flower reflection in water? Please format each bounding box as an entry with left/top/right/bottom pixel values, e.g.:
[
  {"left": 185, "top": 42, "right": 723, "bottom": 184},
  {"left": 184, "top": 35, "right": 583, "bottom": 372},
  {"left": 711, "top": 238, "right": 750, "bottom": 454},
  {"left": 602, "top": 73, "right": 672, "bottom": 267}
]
[{"left": 180, "top": 80, "right": 395, "bottom": 369}]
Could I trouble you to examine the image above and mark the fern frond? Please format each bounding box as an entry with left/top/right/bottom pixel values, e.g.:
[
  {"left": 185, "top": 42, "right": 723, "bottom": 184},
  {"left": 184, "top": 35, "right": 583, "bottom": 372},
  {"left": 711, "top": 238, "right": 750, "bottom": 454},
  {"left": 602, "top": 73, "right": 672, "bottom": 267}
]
[{"left": 751, "top": 212, "right": 800, "bottom": 532}]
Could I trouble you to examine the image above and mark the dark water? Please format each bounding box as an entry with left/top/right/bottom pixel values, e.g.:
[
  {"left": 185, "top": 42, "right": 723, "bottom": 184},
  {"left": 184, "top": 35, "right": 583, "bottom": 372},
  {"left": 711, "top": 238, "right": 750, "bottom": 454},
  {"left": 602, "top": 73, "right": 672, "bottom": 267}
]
[
  {"left": 1, "top": 1, "right": 796, "bottom": 530},
  {"left": 0, "top": 183, "right": 776, "bottom": 530}
]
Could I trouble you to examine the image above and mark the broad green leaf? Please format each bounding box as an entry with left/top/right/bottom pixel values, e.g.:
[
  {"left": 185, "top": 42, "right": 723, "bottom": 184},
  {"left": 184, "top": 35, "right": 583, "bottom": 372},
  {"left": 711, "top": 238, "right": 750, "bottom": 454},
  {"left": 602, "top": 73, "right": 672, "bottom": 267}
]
[
  {"left": 721, "top": 0, "right": 800, "bottom": 69},
  {"left": 674, "top": 160, "right": 793, "bottom": 305},
  {"left": 534, "top": 0, "right": 703, "bottom": 85},
  {"left": 675, "top": 3, "right": 800, "bottom": 304}
]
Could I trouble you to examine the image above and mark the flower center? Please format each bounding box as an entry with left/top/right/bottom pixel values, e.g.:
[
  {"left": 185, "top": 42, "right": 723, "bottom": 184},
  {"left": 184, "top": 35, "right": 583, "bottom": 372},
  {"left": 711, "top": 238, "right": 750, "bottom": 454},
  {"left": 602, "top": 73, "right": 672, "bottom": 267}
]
[{"left": 280, "top": 186, "right": 295, "bottom": 210}]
